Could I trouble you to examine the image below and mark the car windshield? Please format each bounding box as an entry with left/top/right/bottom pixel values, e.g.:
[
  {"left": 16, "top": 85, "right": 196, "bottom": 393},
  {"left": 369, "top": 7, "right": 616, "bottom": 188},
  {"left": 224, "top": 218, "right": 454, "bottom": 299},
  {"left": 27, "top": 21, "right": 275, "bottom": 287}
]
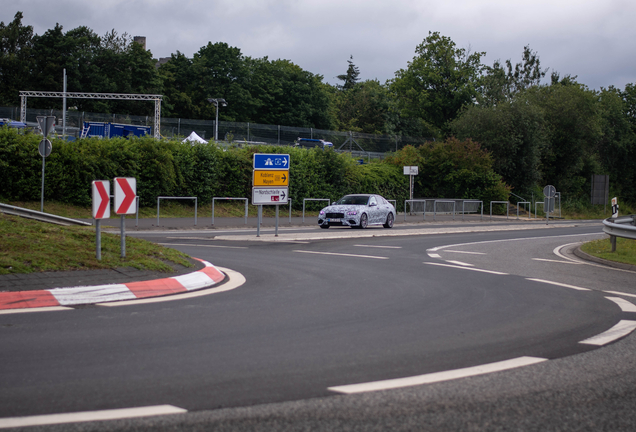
[{"left": 336, "top": 195, "right": 370, "bottom": 205}]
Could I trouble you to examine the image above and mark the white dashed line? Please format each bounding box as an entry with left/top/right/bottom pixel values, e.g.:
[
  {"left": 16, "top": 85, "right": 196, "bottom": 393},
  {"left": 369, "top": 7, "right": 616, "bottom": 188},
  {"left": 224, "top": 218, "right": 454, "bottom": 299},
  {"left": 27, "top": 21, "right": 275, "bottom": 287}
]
[
  {"left": 532, "top": 258, "right": 581, "bottom": 264},
  {"left": 605, "top": 297, "right": 636, "bottom": 312},
  {"left": 0, "top": 405, "right": 187, "bottom": 429},
  {"left": 428, "top": 253, "right": 441, "bottom": 258},
  {"left": 443, "top": 250, "right": 486, "bottom": 255},
  {"left": 525, "top": 278, "right": 590, "bottom": 291},
  {"left": 445, "top": 260, "right": 474, "bottom": 267},
  {"left": 328, "top": 356, "right": 547, "bottom": 394},
  {"left": 604, "top": 290, "right": 636, "bottom": 299},
  {"left": 294, "top": 250, "right": 389, "bottom": 260},
  {"left": 354, "top": 245, "right": 402, "bottom": 249},
  {"left": 423, "top": 262, "right": 508, "bottom": 275},
  {"left": 579, "top": 320, "right": 636, "bottom": 346}
]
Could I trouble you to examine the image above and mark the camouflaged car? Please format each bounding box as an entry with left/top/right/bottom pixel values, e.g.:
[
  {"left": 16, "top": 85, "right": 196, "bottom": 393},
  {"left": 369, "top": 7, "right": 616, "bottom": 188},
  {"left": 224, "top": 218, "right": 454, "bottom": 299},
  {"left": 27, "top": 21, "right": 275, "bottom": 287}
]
[{"left": 318, "top": 194, "right": 395, "bottom": 229}]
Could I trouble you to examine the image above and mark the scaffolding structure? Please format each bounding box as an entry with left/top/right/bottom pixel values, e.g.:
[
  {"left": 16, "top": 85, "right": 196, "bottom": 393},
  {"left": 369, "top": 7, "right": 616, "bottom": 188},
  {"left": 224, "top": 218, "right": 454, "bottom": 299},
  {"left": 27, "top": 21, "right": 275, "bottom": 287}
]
[{"left": 19, "top": 91, "right": 163, "bottom": 139}]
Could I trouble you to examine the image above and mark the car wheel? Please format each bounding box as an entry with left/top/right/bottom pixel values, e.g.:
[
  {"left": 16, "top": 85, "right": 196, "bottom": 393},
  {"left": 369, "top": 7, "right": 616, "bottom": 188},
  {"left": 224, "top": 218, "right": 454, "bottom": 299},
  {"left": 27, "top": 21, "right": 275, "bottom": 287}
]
[
  {"left": 320, "top": 225, "right": 330, "bottom": 229},
  {"left": 383, "top": 212, "right": 394, "bottom": 228},
  {"left": 359, "top": 213, "right": 368, "bottom": 229}
]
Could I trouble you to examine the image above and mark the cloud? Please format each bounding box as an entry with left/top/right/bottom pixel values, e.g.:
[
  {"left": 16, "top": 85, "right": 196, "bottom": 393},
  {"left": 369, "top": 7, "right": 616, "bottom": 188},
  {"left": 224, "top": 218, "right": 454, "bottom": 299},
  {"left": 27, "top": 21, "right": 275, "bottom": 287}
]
[{"left": 6, "top": 0, "right": 636, "bottom": 89}]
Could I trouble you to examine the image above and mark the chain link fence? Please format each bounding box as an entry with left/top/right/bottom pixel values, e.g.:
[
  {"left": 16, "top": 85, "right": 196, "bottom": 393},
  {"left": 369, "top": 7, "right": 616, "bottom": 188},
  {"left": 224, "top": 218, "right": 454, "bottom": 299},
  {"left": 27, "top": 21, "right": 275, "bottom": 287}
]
[{"left": 1, "top": 106, "right": 433, "bottom": 155}]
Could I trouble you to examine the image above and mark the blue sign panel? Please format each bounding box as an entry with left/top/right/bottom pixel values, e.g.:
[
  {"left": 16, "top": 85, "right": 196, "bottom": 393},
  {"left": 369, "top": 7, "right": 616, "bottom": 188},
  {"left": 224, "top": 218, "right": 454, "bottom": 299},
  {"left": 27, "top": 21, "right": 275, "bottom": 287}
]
[{"left": 253, "top": 153, "right": 290, "bottom": 170}]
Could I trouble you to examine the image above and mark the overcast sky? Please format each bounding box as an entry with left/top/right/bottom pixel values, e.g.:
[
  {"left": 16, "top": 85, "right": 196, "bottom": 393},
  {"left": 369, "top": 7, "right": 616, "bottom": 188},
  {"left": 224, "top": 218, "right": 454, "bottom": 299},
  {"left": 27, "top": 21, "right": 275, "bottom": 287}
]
[{"left": 7, "top": 0, "right": 636, "bottom": 90}]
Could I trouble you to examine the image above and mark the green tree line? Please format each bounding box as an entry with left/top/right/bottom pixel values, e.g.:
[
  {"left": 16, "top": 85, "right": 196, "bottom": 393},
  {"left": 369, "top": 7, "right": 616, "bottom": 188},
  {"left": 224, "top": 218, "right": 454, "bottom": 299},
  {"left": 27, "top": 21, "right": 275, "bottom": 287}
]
[
  {"left": 0, "top": 127, "right": 508, "bottom": 211},
  {"left": 2, "top": 12, "right": 635, "bottom": 203}
]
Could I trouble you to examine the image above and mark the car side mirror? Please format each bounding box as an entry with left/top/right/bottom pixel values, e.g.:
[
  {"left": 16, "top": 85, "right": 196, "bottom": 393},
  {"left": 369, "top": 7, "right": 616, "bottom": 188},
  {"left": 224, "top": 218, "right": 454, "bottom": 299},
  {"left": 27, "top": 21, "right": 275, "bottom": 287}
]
[{"left": 369, "top": 202, "right": 377, "bottom": 207}]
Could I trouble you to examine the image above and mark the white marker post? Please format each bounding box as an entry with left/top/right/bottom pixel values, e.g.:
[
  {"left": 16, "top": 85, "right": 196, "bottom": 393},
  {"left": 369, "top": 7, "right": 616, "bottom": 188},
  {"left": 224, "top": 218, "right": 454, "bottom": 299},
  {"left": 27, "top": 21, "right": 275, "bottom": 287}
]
[
  {"left": 92, "top": 181, "right": 111, "bottom": 260},
  {"left": 114, "top": 178, "right": 137, "bottom": 258}
]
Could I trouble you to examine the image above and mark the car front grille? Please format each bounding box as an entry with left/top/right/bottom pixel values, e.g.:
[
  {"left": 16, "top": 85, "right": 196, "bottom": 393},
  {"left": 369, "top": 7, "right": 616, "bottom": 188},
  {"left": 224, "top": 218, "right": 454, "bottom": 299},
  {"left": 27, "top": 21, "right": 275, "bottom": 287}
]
[{"left": 326, "top": 212, "right": 345, "bottom": 218}]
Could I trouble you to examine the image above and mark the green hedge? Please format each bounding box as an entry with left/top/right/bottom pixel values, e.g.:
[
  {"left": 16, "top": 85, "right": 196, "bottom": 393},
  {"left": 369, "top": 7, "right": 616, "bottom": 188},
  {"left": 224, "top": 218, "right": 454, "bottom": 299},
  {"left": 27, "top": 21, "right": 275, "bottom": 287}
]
[{"left": 0, "top": 127, "right": 509, "bottom": 211}]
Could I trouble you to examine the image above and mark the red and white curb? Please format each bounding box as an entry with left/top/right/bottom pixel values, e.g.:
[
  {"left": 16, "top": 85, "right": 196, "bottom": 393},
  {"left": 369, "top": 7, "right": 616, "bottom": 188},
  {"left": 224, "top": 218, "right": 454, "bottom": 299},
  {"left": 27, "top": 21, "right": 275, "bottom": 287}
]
[{"left": 0, "top": 259, "right": 225, "bottom": 310}]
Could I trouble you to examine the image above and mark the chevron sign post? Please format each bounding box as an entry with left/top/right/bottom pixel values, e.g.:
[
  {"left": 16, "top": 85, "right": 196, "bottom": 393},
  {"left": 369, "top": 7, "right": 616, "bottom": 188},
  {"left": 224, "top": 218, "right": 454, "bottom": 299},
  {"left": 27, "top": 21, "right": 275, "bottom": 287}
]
[
  {"left": 92, "top": 180, "right": 110, "bottom": 261},
  {"left": 114, "top": 177, "right": 137, "bottom": 258},
  {"left": 114, "top": 177, "right": 137, "bottom": 215}
]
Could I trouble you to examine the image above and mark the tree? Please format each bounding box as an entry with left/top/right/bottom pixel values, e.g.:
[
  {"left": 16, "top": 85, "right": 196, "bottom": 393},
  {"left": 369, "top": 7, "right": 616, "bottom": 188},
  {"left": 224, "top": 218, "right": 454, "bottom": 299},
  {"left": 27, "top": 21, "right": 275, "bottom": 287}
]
[
  {"left": 596, "top": 86, "right": 636, "bottom": 202},
  {"left": 526, "top": 80, "right": 602, "bottom": 196},
  {"left": 0, "top": 12, "right": 34, "bottom": 106},
  {"left": 336, "top": 56, "right": 360, "bottom": 91},
  {"left": 390, "top": 32, "right": 485, "bottom": 137},
  {"left": 480, "top": 45, "right": 547, "bottom": 106},
  {"left": 451, "top": 97, "right": 547, "bottom": 196},
  {"left": 332, "top": 79, "right": 391, "bottom": 134},
  {"left": 189, "top": 42, "right": 256, "bottom": 121}
]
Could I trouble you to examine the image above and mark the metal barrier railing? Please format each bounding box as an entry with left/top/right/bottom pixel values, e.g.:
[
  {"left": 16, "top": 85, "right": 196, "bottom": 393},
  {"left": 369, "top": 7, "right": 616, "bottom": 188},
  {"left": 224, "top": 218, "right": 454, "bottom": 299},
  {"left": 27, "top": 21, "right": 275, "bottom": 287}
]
[
  {"left": 404, "top": 199, "right": 432, "bottom": 221},
  {"left": 433, "top": 200, "right": 456, "bottom": 221},
  {"left": 602, "top": 215, "right": 636, "bottom": 251},
  {"left": 157, "top": 196, "right": 197, "bottom": 226},
  {"left": 534, "top": 202, "right": 544, "bottom": 218},
  {"left": 212, "top": 197, "right": 248, "bottom": 225},
  {"left": 516, "top": 201, "right": 531, "bottom": 219},
  {"left": 303, "top": 198, "right": 330, "bottom": 223},
  {"left": 490, "top": 201, "right": 509, "bottom": 220},
  {"left": 462, "top": 200, "right": 483, "bottom": 221}
]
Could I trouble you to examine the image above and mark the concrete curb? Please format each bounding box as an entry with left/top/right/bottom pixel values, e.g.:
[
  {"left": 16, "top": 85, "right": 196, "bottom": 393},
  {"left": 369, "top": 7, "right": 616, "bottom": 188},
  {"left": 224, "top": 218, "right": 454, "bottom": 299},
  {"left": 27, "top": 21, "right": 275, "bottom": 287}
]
[
  {"left": 574, "top": 245, "right": 636, "bottom": 272},
  {"left": 0, "top": 259, "right": 225, "bottom": 311}
]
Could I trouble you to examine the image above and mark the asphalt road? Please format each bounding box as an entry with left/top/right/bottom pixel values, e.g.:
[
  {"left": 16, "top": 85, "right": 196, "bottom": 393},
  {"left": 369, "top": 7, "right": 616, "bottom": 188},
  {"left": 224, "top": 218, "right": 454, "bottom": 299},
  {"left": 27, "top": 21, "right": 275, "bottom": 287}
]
[{"left": 2, "top": 220, "right": 636, "bottom": 431}]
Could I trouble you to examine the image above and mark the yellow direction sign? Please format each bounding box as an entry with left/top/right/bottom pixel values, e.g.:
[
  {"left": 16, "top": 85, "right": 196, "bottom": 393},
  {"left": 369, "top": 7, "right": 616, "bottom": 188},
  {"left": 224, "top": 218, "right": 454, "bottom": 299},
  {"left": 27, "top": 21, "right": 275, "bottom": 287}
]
[{"left": 253, "top": 170, "right": 289, "bottom": 186}]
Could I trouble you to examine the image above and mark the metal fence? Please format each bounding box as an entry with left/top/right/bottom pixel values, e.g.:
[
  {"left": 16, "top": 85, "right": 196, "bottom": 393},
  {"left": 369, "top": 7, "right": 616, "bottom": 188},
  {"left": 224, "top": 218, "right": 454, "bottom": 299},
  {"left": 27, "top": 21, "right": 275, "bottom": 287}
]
[{"left": 0, "top": 106, "right": 433, "bottom": 154}]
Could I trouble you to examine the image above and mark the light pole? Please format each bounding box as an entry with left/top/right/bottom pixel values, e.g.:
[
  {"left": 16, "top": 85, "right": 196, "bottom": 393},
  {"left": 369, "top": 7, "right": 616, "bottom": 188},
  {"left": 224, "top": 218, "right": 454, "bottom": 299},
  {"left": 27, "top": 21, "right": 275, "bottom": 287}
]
[{"left": 207, "top": 98, "right": 227, "bottom": 141}]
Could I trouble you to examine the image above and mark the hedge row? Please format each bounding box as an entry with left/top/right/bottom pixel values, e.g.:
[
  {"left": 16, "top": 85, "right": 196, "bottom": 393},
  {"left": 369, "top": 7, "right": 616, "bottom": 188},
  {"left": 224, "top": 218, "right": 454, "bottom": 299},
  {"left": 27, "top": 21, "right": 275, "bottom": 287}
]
[{"left": 0, "top": 127, "right": 509, "bottom": 211}]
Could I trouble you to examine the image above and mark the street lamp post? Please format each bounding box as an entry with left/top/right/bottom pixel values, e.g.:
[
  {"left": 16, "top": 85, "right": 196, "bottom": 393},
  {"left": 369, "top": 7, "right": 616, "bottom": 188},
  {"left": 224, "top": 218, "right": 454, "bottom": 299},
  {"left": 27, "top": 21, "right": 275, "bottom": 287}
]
[{"left": 207, "top": 98, "right": 227, "bottom": 141}]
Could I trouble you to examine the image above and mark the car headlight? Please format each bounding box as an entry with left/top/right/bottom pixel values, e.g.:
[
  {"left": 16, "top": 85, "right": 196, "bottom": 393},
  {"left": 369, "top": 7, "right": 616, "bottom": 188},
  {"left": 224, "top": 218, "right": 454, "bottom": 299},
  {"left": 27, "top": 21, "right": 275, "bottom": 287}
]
[
  {"left": 319, "top": 210, "right": 325, "bottom": 215},
  {"left": 347, "top": 211, "right": 357, "bottom": 215}
]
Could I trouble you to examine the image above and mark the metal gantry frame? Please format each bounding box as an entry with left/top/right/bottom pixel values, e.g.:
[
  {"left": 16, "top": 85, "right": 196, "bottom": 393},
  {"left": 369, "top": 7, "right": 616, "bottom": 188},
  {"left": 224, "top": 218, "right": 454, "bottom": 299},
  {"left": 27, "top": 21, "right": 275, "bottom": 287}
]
[{"left": 20, "top": 91, "right": 163, "bottom": 139}]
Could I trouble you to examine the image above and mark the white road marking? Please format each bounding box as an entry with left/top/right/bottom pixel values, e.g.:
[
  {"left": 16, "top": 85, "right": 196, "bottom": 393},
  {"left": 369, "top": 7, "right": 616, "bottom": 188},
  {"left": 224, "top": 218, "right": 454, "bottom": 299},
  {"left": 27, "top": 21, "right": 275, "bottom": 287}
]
[
  {"left": 328, "top": 356, "right": 547, "bottom": 394},
  {"left": 0, "top": 306, "right": 72, "bottom": 315},
  {"left": 579, "top": 320, "right": 636, "bottom": 346},
  {"left": 525, "top": 278, "right": 590, "bottom": 291},
  {"left": 532, "top": 258, "right": 582, "bottom": 264},
  {"left": 294, "top": 250, "right": 389, "bottom": 260},
  {"left": 428, "top": 253, "right": 441, "bottom": 258},
  {"left": 604, "top": 290, "right": 636, "bottom": 299},
  {"left": 0, "top": 405, "right": 187, "bottom": 429},
  {"left": 605, "top": 297, "right": 636, "bottom": 312},
  {"left": 423, "top": 262, "right": 508, "bottom": 275},
  {"left": 443, "top": 250, "right": 486, "bottom": 255},
  {"left": 158, "top": 243, "right": 248, "bottom": 249},
  {"left": 445, "top": 260, "right": 474, "bottom": 267},
  {"left": 354, "top": 245, "right": 402, "bottom": 249},
  {"left": 427, "top": 233, "right": 602, "bottom": 253}
]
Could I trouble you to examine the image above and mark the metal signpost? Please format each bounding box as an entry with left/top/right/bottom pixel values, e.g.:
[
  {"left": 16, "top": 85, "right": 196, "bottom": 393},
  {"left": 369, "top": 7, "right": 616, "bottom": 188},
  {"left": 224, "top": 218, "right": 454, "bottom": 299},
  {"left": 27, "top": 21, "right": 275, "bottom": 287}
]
[
  {"left": 543, "top": 185, "right": 556, "bottom": 225},
  {"left": 403, "top": 166, "right": 418, "bottom": 202},
  {"left": 114, "top": 177, "right": 137, "bottom": 257},
  {"left": 92, "top": 180, "right": 110, "bottom": 260},
  {"left": 253, "top": 154, "right": 290, "bottom": 237},
  {"left": 36, "top": 116, "right": 56, "bottom": 212}
]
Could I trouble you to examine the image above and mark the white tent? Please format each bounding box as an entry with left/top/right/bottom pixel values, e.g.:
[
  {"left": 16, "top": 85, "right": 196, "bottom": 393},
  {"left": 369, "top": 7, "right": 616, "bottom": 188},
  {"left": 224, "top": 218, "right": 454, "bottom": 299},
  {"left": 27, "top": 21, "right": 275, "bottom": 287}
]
[{"left": 182, "top": 131, "right": 207, "bottom": 144}]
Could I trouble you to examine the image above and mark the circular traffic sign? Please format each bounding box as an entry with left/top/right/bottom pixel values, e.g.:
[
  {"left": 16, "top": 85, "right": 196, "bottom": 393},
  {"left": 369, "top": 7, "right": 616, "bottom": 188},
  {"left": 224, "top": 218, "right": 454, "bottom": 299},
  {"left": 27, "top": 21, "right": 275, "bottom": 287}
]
[
  {"left": 543, "top": 185, "right": 556, "bottom": 198},
  {"left": 38, "top": 139, "right": 52, "bottom": 158}
]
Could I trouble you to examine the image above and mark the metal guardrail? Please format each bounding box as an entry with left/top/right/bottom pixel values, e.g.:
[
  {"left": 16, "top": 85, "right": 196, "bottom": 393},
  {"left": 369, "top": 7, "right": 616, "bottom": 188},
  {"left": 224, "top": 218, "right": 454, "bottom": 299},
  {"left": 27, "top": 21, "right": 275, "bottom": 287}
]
[
  {"left": 0, "top": 203, "right": 92, "bottom": 226},
  {"left": 602, "top": 215, "right": 636, "bottom": 251}
]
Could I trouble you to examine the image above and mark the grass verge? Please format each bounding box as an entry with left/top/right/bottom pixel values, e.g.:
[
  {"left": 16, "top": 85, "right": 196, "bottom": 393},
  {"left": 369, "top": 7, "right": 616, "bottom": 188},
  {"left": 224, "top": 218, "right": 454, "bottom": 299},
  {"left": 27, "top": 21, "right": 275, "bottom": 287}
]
[
  {"left": 580, "top": 237, "right": 636, "bottom": 267},
  {"left": 0, "top": 213, "right": 192, "bottom": 275}
]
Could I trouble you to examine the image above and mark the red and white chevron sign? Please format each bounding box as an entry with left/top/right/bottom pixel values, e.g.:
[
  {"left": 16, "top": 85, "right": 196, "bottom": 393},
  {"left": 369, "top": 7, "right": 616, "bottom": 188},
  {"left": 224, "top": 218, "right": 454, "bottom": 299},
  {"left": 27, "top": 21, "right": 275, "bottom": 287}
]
[
  {"left": 92, "top": 180, "right": 110, "bottom": 219},
  {"left": 114, "top": 177, "right": 137, "bottom": 215}
]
